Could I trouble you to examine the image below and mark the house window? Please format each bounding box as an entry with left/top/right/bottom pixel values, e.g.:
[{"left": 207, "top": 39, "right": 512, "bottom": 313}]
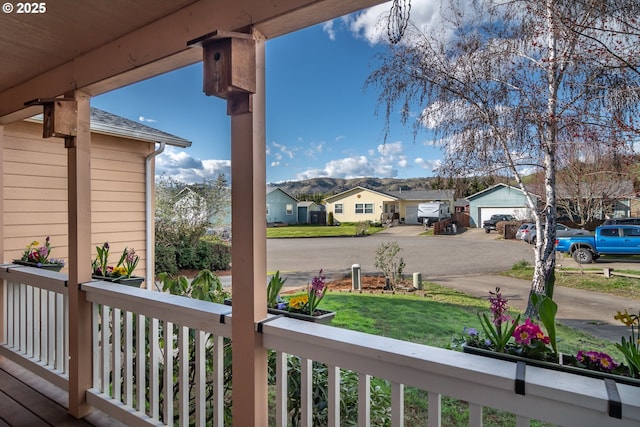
[
  {"left": 266, "top": 204, "right": 269, "bottom": 215},
  {"left": 355, "top": 203, "right": 374, "bottom": 214},
  {"left": 335, "top": 203, "right": 343, "bottom": 214},
  {"left": 286, "top": 204, "right": 293, "bottom": 215}
]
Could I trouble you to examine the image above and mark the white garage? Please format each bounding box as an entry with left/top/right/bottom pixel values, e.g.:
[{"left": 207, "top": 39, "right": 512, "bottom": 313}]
[{"left": 468, "top": 183, "right": 536, "bottom": 228}]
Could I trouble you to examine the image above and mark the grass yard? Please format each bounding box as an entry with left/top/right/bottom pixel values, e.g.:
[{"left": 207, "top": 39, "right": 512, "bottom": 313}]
[
  {"left": 291, "top": 283, "right": 623, "bottom": 426},
  {"left": 502, "top": 261, "right": 640, "bottom": 299},
  {"left": 266, "top": 223, "right": 384, "bottom": 238}
]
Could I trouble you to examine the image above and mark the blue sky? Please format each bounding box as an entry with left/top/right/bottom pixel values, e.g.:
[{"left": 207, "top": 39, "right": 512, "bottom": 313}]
[{"left": 92, "top": 1, "right": 443, "bottom": 184}]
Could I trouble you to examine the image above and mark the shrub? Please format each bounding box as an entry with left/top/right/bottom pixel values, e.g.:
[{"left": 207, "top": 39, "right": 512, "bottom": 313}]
[
  {"left": 193, "top": 239, "right": 231, "bottom": 271},
  {"left": 155, "top": 245, "right": 178, "bottom": 275},
  {"left": 374, "top": 241, "right": 406, "bottom": 289},
  {"left": 328, "top": 211, "right": 335, "bottom": 226},
  {"left": 355, "top": 221, "right": 370, "bottom": 236}
]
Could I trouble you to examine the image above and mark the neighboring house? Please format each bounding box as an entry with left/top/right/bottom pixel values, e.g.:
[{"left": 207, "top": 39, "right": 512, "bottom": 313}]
[
  {"left": 3, "top": 107, "right": 191, "bottom": 283},
  {"left": 176, "top": 187, "right": 210, "bottom": 224},
  {"left": 467, "top": 183, "right": 536, "bottom": 228},
  {"left": 266, "top": 187, "right": 298, "bottom": 225},
  {"left": 324, "top": 186, "right": 455, "bottom": 225},
  {"left": 455, "top": 198, "right": 469, "bottom": 213},
  {"left": 297, "top": 201, "right": 324, "bottom": 225}
]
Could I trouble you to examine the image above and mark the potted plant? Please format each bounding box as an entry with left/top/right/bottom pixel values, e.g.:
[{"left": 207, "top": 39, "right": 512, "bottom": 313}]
[
  {"left": 13, "top": 236, "right": 65, "bottom": 271},
  {"left": 225, "top": 269, "right": 336, "bottom": 324},
  {"left": 455, "top": 287, "right": 640, "bottom": 386},
  {"left": 91, "top": 242, "right": 144, "bottom": 287}
]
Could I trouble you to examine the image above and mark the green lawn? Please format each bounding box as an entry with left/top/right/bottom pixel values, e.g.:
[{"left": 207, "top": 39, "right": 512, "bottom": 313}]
[
  {"left": 266, "top": 223, "right": 384, "bottom": 238},
  {"left": 294, "top": 284, "right": 623, "bottom": 426},
  {"left": 501, "top": 261, "right": 640, "bottom": 299}
]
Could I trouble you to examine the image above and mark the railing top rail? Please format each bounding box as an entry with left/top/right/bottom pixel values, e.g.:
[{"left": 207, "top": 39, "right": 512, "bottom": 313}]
[
  {"left": 261, "top": 316, "right": 640, "bottom": 426},
  {"left": 81, "top": 281, "right": 233, "bottom": 337},
  {"left": 0, "top": 264, "right": 68, "bottom": 293}
]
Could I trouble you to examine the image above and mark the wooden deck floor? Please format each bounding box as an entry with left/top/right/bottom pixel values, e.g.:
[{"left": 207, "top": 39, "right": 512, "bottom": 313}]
[{"left": 0, "top": 357, "right": 125, "bottom": 427}]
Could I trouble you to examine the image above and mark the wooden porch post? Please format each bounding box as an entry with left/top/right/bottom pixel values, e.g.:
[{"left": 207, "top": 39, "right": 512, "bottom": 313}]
[
  {"left": 230, "top": 30, "right": 268, "bottom": 425},
  {"left": 66, "top": 91, "right": 93, "bottom": 418},
  {"left": 0, "top": 124, "right": 4, "bottom": 345}
]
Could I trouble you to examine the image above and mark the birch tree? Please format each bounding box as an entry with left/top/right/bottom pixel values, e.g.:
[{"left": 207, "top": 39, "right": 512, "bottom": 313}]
[{"left": 367, "top": 0, "right": 640, "bottom": 314}]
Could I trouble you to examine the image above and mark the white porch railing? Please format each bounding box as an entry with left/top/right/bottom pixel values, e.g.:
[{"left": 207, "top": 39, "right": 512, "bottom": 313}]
[
  {"left": 0, "top": 264, "right": 69, "bottom": 390},
  {"left": 3, "top": 269, "right": 640, "bottom": 426}
]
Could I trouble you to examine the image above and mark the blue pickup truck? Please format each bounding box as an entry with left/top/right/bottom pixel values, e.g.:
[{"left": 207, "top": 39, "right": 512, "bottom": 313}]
[{"left": 555, "top": 225, "right": 640, "bottom": 263}]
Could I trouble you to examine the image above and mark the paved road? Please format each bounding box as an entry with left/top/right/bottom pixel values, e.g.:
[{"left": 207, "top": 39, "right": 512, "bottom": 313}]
[{"left": 266, "top": 226, "right": 535, "bottom": 283}]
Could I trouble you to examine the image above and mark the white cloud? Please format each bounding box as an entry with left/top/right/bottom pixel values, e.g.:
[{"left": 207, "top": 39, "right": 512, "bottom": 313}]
[
  {"left": 271, "top": 141, "right": 296, "bottom": 159},
  {"left": 415, "top": 157, "right": 441, "bottom": 173},
  {"left": 322, "top": 21, "right": 336, "bottom": 40},
  {"left": 138, "top": 115, "right": 158, "bottom": 123},
  {"left": 155, "top": 146, "right": 230, "bottom": 184}
]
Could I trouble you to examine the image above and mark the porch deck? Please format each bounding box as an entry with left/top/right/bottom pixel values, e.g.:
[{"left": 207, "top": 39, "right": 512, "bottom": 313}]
[{"left": 0, "top": 357, "right": 123, "bottom": 427}]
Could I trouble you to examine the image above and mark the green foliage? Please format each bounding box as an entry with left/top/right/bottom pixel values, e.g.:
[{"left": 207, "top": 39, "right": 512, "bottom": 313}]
[
  {"left": 373, "top": 241, "right": 406, "bottom": 289},
  {"left": 154, "top": 245, "right": 178, "bottom": 275},
  {"left": 328, "top": 211, "right": 334, "bottom": 226},
  {"left": 267, "top": 271, "right": 287, "bottom": 308},
  {"left": 511, "top": 260, "right": 531, "bottom": 270},
  {"left": 159, "top": 269, "right": 229, "bottom": 303},
  {"left": 530, "top": 293, "right": 558, "bottom": 354},
  {"left": 268, "top": 354, "right": 390, "bottom": 426},
  {"left": 478, "top": 312, "right": 520, "bottom": 353},
  {"left": 193, "top": 239, "right": 231, "bottom": 271}
]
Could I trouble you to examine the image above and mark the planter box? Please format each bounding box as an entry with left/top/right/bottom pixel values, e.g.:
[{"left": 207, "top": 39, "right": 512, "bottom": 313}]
[
  {"left": 463, "top": 345, "right": 640, "bottom": 387},
  {"left": 92, "top": 275, "right": 144, "bottom": 287},
  {"left": 224, "top": 299, "right": 336, "bottom": 325},
  {"left": 13, "top": 260, "right": 63, "bottom": 272}
]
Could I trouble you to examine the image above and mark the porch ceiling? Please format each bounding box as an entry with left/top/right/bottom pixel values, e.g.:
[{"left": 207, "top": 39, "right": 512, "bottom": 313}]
[{"left": 0, "top": 0, "right": 387, "bottom": 123}]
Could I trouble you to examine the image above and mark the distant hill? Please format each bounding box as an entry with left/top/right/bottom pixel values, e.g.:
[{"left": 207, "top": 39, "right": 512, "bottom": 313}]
[{"left": 269, "top": 177, "right": 435, "bottom": 197}]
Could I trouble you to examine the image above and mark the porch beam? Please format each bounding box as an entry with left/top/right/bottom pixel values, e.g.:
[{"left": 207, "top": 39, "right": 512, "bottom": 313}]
[
  {"left": 230, "top": 29, "right": 268, "bottom": 425},
  {"left": 0, "top": 0, "right": 387, "bottom": 124},
  {"left": 66, "top": 91, "right": 93, "bottom": 418}
]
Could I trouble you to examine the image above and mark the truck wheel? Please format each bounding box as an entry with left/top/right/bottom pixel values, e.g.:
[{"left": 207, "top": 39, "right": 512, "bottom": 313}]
[
  {"left": 572, "top": 248, "right": 593, "bottom": 264},
  {"left": 484, "top": 227, "right": 490, "bottom": 233}
]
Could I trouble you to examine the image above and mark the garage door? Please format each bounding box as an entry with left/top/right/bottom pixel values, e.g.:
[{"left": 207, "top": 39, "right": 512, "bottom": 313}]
[
  {"left": 478, "top": 207, "right": 530, "bottom": 227},
  {"left": 405, "top": 206, "right": 419, "bottom": 224}
]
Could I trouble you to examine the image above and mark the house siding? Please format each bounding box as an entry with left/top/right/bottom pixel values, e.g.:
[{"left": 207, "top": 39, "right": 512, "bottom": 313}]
[
  {"left": 266, "top": 188, "right": 298, "bottom": 225},
  {"left": 468, "top": 184, "right": 532, "bottom": 227},
  {"left": 3, "top": 120, "right": 148, "bottom": 278},
  {"left": 325, "top": 188, "right": 395, "bottom": 223}
]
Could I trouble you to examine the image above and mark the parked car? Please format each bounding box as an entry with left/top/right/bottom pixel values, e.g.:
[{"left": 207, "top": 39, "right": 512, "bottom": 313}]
[
  {"left": 482, "top": 214, "right": 515, "bottom": 233},
  {"left": 524, "top": 223, "right": 590, "bottom": 244},
  {"left": 515, "top": 223, "right": 535, "bottom": 241},
  {"left": 602, "top": 217, "right": 640, "bottom": 226},
  {"left": 556, "top": 225, "right": 640, "bottom": 263}
]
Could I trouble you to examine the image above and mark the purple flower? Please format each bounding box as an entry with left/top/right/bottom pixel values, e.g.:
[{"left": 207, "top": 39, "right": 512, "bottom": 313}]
[
  {"left": 311, "top": 269, "right": 326, "bottom": 296},
  {"left": 488, "top": 287, "right": 511, "bottom": 326}
]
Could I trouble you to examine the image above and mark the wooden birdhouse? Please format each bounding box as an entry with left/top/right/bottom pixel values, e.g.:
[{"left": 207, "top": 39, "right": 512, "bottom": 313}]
[
  {"left": 25, "top": 98, "right": 77, "bottom": 138},
  {"left": 188, "top": 31, "right": 256, "bottom": 99}
]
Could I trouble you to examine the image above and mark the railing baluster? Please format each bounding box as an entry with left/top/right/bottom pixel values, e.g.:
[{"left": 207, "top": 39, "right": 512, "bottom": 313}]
[
  {"left": 136, "top": 313, "right": 146, "bottom": 413},
  {"left": 33, "top": 288, "right": 41, "bottom": 360},
  {"left": 391, "top": 382, "right": 404, "bottom": 427},
  {"left": 195, "top": 330, "right": 206, "bottom": 427},
  {"left": 328, "top": 364, "right": 340, "bottom": 427},
  {"left": 47, "top": 290, "right": 55, "bottom": 367},
  {"left": 55, "top": 292, "right": 64, "bottom": 371},
  {"left": 163, "top": 321, "right": 174, "bottom": 425},
  {"left": 276, "top": 351, "right": 288, "bottom": 427},
  {"left": 358, "top": 373, "right": 371, "bottom": 427},
  {"left": 63, "top": 292, "right": 68, "bottom": 374},
  {"left": 91, "top": 303, "right": 100, "bottom": 390},
  {"left": 124, "top": 310, "right": 133, "bottom": 406},
  {"left": 19, "top": 283, "right": 26, "bottom": 353},
  {"left": 469, "top": 403, "right": 482, "bottom": 427},
  {"left": 213, "top": 334, "right": 224, "bottom": 427},
  {"left": 112, "top": 308, "right": 122, "bottom": 401},
  {"left": 26, "top": 284, "right": 33, "bottom": 357},
  {"left": 179, "top": 325, "right": 189, "bottom": 427},
  {"left": 301, "top": 357, "right": 313, "bottom": 427},
  {"left": 101, "top": 304, "right": 109, "bottom": 395},
  {"left": 7, "top": 282, "right": 15, "bottom": 347},
  {"left": 428, "top": 392, "right": 441, "bottom": 427},
  {"left": 40, "top": 289, "right": 48, "bottom": 364},
  {"left": 150, "top": 318, "right": 159, "bottom": 419}
]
